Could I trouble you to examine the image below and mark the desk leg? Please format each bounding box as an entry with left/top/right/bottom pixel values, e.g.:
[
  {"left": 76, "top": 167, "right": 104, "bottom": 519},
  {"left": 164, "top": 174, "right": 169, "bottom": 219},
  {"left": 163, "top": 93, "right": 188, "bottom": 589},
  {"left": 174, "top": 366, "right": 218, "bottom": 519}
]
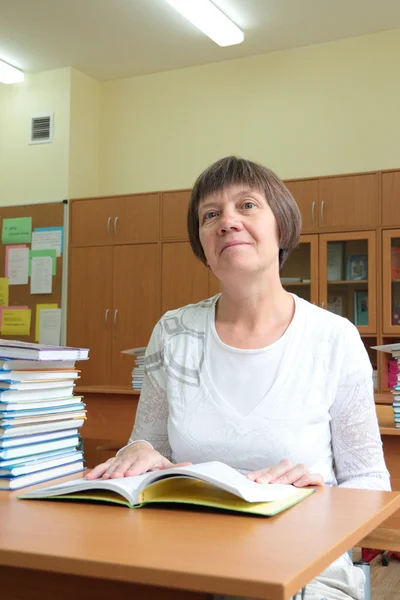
[{"left": 1, "top": 566, "right": 206, "bottom": 600}]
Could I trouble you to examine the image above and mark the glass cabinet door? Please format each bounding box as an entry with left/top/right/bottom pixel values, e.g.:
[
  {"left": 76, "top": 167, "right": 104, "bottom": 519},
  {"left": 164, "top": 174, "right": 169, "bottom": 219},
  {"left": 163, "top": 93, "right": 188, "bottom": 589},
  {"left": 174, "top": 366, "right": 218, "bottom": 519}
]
[
  {"left": 319, "top": 231, "right": 377, "bottom": 333},
  {"left": 383, "top": 230, "right": 400, "bottom": 334},
  {"left": 280, "top": 235, "right": 318, "bottom": 304}
]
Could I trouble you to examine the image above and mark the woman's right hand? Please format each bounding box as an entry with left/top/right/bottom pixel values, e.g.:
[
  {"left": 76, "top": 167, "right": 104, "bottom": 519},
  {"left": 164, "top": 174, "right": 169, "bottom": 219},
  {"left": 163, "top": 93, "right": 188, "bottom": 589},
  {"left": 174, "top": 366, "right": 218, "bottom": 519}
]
[{"left": 85, "top": 442, "right": 190, "bottom": 480}]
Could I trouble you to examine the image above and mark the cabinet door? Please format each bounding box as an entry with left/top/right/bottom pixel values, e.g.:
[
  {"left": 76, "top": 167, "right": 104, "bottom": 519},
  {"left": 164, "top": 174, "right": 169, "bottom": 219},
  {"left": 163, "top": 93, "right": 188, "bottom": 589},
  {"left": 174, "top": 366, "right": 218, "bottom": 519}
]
[
  {"left": 112, "top": 244, "right": 160, "bottom": 385},
  {"left": 115, "top": 194, "right": 160, "bottom": 244},
  {"left": 67, "top": 246, "right": 113, "bottom": 385},
  {"left": 280, "top": 234, "right": 319, "bottom": 305},
  {"left": 70, "top": 198, "right": 117, "bottom": 247},
  {"left": 318, "top": 174, "right": 378, "bottom": 229},
  {"left": 382, "top": 172, "right": 400, "bottom": 226},
  {"left": 209, "top": 271, "right": 221, "bottom": 297},
  {"left": 382, "top": 230, "right": 400, "bottom": 334},
  {"left": 162, "top": 242, "right": 209, "bottom": 313},
  {"left": 319, "top": 231, "right": 377, "bottom": 334},
  {"left": 161, "top": 190, "right": 191, "bottom": 240},
  {"left": 284, "top": 180, "right": 319, "bottom": 233}
]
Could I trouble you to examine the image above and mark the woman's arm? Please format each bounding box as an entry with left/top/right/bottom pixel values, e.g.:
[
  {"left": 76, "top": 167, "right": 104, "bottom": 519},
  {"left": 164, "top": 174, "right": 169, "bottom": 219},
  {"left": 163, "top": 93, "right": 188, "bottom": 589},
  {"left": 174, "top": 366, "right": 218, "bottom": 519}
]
[
  {"left": 121, "top": 320, "right": 172, "bottom": 459},
  {"left": 127, "top": 371, "right": 172, "bottom": 460},
  {"left": 330, "top": 321, "right": 390, "bottom": 491},
  {"left": 86, "top": 321, "right": 175, "bottom": 479}
]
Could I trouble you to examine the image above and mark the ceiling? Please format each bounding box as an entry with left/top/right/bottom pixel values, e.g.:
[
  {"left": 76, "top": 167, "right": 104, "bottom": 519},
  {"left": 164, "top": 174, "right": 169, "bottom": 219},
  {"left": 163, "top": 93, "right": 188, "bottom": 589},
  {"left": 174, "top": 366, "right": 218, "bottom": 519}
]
[{"left": 2, "top": 0, "right": 400, "bottom": 82}]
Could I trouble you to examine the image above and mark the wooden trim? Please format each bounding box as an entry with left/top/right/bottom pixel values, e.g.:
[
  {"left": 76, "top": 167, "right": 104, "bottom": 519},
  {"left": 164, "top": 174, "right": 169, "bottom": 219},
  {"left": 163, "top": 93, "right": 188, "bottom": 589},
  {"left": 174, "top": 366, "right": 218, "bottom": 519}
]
[
  {"left": 359, "top": 527, "right": 400, "bottom": 552},
  {"left": 299, "top": 234, "right": 318, "bottom": 304},
  {"left": 75, "top": 385, "right": 139, "bottom": 395},
  {"left": 382, "top": 229, "right": 400, "bottom": 334},
  {"left": 376, "top": 404, "right": 400, "bottom": 436}
]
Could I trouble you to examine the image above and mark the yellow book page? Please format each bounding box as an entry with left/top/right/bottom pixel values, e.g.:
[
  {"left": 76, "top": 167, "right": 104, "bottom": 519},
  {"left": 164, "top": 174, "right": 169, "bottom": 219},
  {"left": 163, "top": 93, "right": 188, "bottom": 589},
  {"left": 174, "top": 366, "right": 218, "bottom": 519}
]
[
  {"left": 140, "top": 478, "right": 314, "bottom": 516},
  {"left": 52, "top": 490, "right": 132, "bottom": 507}
]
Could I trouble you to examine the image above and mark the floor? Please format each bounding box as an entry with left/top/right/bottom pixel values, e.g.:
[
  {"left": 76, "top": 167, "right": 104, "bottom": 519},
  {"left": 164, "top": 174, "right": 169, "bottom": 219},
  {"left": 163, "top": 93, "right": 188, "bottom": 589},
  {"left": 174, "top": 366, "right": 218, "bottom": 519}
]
[{"left": 354, "top": 547, "right": 400, "bottom": 600}]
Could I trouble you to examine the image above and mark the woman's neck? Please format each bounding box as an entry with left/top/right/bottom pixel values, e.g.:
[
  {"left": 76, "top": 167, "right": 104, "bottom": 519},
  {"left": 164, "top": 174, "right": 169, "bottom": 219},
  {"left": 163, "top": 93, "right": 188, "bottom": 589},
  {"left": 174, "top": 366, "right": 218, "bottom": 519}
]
[{"left": 215, "top": 277, "right": 295, "bottom": 349}]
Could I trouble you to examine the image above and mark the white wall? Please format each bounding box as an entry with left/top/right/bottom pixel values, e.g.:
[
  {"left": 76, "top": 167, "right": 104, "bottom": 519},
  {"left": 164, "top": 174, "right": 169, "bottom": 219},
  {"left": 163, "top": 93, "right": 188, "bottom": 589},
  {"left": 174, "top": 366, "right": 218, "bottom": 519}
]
[{"left": 0, "top": 68, "right": 71, "bottom": 206}]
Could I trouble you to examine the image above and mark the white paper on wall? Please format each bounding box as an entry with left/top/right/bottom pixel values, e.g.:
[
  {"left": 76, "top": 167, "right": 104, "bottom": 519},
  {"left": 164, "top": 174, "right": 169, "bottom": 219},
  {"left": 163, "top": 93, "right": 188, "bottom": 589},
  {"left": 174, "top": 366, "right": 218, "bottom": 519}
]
[{"left": 30, "top": 256, "right": 53, "bottom": 294}]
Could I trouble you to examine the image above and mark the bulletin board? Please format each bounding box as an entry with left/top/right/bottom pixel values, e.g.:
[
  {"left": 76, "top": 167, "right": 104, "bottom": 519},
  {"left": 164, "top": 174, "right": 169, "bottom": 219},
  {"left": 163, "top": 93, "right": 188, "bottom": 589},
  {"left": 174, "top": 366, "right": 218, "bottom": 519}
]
[{"left": 0, "top": 201, "right": 65, "bottom": 343}]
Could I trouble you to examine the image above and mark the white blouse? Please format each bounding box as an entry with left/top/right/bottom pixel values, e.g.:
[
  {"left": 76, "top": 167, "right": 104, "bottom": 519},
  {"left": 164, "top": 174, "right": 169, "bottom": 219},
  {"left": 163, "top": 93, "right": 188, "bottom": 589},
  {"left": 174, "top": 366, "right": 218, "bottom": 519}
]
[{"left": 128, "top": 294, "right": 390, "bottom": 491}]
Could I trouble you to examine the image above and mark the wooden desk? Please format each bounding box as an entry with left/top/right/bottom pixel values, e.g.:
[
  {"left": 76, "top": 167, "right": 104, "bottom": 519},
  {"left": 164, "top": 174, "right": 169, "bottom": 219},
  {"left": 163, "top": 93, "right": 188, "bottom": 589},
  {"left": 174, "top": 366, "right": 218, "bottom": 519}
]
[
  {"left": 359, "top": 404, "right": 400, "bottom": 551},
  {"left": 76, "top": 388, "right": 400, "bottom": 553},
  {"left": 1, "top": 481, "right": 400, "bottom": 600}
]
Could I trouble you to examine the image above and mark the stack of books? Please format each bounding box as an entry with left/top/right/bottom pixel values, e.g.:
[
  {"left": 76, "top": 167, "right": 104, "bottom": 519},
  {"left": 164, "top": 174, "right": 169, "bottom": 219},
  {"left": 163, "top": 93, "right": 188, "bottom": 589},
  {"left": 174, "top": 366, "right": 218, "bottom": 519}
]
[
  {"left": 121, "top": 346, "right": 146, "bottom": 391},
  {"left": 373, "top": 343, "right": 400, "bottom": 428},
  {"left": 0, "top": 339, "right": 89, "bottom": 490},
  {"left": 389, "top": 359, "right": 400, "bottom": 390}
]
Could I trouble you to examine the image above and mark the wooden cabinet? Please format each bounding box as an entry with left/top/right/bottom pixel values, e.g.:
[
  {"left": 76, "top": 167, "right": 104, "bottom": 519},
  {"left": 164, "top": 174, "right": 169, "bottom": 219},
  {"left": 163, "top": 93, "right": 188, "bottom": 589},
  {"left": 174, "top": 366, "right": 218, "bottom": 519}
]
[
  {"left": 70, "top": 198, "right": 117, "bottom": 247},
  {"left": 319, "top": 231, "right": 377, "bottom": 334},
  {"left": 68, "top": 246, "right": 114, "bottom": 385},
  {"left": 68, "top": 167, "right": 394, "bottom": 394},
  {"left": 161, "top": 242, "right": 209, "bottom": 313},
  {"left": 68, "top": 244, "right": 160, "bottom": 386},
  {"left": 382, "top": 171, "right": 400, "bottom": 226},
  {"left": 382, "top": 229, "right": 400, "bottom": 334},
  {"left": 318, "top": 174, "right": 378, "bottom": 229},
  {"left": 161, "top": 190, "right": 191, "bottom": 240},
  {"left": 70, "top": 194, "right": 159, "bottom": 247},
  {"left": 285, "top": 180, "right": 319, "bottom": 233},
  {"left": 280, "top": 234, "right": 319, "bottom": 304},
  {"left": 111, "top": 244, "right": 160, "bottom": 385},
  {"left": 208, "top": 271, "right": 221, "bottom": 297}
]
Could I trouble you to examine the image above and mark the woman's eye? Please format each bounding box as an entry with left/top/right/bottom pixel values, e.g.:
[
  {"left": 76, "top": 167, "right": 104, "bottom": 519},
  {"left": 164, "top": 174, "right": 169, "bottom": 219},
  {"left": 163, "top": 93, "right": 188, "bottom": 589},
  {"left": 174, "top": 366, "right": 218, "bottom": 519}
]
[
  {"left": 243, "top": 201, "right": 256, "bottom": 209},
  {"left": 204, "top": 211, "right": 218, "bottom": 220}
]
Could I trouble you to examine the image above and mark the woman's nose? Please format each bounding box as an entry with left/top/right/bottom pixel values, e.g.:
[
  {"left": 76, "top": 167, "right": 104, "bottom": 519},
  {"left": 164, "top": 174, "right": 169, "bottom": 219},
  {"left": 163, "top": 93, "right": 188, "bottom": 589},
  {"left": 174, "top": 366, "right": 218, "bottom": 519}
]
[{"left": 218, "top": 212, "right": 243, "bottom": 234}]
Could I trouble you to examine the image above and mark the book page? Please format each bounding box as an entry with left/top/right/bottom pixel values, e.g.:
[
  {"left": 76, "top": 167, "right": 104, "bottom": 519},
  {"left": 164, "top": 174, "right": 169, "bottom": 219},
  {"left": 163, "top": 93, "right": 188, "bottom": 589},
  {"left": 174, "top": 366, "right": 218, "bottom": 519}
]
[
  {"left": 21, "top": 461, "right": 303, "bottom": 505},
  {"left": 20, "top": 470, "right": 153, "bottom": 504},
  {"left": 142, "top": 462, "right": 299, "bottom": 503}
]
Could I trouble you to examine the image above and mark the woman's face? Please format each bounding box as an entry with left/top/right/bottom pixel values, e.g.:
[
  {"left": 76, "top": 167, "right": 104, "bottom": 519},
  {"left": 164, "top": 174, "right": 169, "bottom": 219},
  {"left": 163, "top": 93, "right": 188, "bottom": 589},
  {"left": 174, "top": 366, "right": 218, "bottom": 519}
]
[{"left": 198, "top": 184, "right": 280, "bottom": 280}]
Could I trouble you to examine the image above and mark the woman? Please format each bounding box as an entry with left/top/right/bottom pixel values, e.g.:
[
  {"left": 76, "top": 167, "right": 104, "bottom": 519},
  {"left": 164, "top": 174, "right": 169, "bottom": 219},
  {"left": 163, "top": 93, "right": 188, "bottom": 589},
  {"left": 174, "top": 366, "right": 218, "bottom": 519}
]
[{"left": 88, "top": 157, "right": 390, "bottom": 600}]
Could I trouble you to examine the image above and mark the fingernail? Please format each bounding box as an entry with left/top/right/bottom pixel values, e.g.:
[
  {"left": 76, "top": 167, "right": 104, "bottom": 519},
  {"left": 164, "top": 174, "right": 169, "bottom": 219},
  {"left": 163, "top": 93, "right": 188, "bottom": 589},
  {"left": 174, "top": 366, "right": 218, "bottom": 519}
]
[{"left": 257, "top": 475, "right": 271, "bottom": 484}]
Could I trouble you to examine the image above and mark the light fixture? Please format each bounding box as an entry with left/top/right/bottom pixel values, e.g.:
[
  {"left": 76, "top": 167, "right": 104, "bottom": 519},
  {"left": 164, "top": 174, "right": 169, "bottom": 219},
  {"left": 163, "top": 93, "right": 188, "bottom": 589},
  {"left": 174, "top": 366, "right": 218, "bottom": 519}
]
[
  {"left": 0, "top": 60, "right": 24, "bottom": 84},
  {"left": 165, "top": 0, "right": 244, "bottom": 47}
]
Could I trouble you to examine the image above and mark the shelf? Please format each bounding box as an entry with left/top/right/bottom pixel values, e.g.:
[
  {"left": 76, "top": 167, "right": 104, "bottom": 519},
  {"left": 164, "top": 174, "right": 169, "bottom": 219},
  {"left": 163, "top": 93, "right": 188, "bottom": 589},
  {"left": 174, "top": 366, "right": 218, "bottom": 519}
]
[
  {"left": 75, "top": 385, "right": 140, "bottom": 396},
  {"left": 327, "top": 280, "right": 368, "bottom": 285},
  {"left": 281, "top": 282, "right": 311, "bottom": 287}
]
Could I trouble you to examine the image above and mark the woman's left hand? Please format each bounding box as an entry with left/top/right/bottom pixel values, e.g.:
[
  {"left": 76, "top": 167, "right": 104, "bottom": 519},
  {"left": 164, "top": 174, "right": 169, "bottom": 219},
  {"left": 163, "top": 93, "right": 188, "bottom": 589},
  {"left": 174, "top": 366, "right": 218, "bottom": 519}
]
[{"left": 247, "top": 458, "right": 324, "bottom": 487}]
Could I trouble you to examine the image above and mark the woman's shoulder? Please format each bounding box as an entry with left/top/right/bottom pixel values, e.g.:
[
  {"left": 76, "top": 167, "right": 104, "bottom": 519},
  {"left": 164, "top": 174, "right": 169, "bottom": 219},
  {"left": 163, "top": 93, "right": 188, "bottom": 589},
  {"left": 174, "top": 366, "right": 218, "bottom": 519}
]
[
  {"left": 296, "top": 295, "right": 357, "bottom": 338},
  {"left": 158, "top": 294, "right": 219, "bottom": 336}
]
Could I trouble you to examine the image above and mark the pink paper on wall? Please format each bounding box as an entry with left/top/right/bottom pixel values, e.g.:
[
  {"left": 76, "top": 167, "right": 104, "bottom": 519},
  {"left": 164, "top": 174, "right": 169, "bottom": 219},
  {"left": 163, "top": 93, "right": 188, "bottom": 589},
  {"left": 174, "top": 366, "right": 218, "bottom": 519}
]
[{"left": 5, "top": 245, "right": 28, "bottom": 277}]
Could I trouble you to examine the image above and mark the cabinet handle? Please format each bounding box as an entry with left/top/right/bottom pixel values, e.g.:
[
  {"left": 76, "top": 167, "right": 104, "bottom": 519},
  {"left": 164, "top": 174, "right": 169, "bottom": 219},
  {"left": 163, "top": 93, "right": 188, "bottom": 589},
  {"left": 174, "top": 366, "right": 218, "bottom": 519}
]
[
  {"left": 104, "top": 309, "right": 109, "bottom": 328},
  {"left": 113, "top": 309, "right": 119, "bottom": 330},
  {"left": 107, "top": 217, "right": 112, "bottom": 237},
  {"left": 114, "top": 216, "right": 119, "bottom": 237},
  {"left": 321, "top": 200, "right": 325, "bottom": 225},
  {"left": 311, "top": 201, "right": 315, "bottom": 225}
]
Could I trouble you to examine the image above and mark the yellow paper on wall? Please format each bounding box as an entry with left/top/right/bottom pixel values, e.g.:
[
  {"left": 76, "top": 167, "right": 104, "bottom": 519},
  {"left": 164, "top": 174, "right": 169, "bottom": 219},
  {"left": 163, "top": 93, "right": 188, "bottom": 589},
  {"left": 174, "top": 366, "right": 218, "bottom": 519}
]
[
  {"left": 0, "top": 278, "right": 9, "bottom": 306},
  {"left": 35, "top": 303, "right": 58, "bottom": 341},
  {"left": 1, "top": 309, "right": 31, "bottom": 336}
]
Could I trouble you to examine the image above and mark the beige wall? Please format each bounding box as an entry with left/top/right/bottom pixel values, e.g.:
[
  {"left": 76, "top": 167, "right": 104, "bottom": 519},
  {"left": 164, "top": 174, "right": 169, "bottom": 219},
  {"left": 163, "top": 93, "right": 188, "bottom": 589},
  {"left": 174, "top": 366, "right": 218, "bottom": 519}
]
[
  {"left": 1, "top": 28, "right": 400, "bottom": 204},
  {"left": 0, "top": 68, "right": 71, "bottom": 206},
  {"left": 100, "top": 28, "right": 400, "bottom": 195},
  {"left": 69, "top": 69, "right": 100, "bottom": 199}
]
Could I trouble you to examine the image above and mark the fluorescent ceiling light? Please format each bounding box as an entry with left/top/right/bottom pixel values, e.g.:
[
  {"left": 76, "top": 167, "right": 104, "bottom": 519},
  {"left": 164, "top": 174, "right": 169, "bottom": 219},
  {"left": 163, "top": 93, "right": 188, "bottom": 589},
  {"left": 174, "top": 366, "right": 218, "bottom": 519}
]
[
  {"left": 0, "top": 60, "right": 24, "bottom": 84},
  {"left": 165, "top": 0, "right": 244, "bottom": 47}
]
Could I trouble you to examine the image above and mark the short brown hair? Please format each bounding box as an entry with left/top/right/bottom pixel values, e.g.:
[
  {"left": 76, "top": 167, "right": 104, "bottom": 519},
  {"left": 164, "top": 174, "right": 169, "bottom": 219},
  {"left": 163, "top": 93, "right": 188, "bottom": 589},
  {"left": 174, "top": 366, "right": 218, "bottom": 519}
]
[{"left": 187, "top": 156, "right": 302, "bottom": 269}]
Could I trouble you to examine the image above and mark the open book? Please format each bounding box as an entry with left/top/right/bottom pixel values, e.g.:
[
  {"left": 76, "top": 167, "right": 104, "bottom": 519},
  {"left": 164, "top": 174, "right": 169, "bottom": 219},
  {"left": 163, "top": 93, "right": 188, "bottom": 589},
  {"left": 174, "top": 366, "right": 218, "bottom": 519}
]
[{"left": 20, "top": 461, "right": 314, "bottom": 516}]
